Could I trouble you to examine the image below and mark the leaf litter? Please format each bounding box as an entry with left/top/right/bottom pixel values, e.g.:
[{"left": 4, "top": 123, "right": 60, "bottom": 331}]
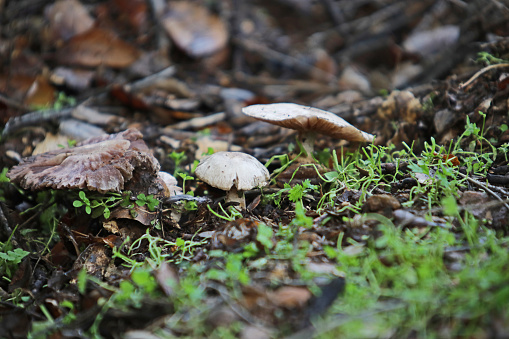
[{"left": 1, "top": 1, "right": 509, "bottom": 338}]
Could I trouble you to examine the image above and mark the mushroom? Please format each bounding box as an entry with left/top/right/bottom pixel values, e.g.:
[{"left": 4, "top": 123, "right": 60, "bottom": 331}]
[
  {"left": 195, "top": 151, "right": 270, "bottom": 210},
  {"left": 7, "top": 128, "right": 160, "bottom": 194},
  {"left": 242, "top": 103, "right": 374, "bottom": 160},
  {"left": 158, "top": 171, "right": 182, "bottom": 197}
]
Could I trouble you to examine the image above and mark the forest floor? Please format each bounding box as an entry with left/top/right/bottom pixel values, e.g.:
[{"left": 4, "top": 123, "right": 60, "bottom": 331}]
[{"left": 1, "top": 1, "right": 509, "bottom": 338}]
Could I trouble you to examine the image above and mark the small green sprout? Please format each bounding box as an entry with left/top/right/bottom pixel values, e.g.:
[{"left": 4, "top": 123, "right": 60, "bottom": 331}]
[
  {"left": 0, "top": 247, "right": 30, "bottom": 279},
  {"left": 288, "top": 179, "right": 317, "bottom": 208},
  {"left": 475, "top": 51, "right": 508, "bottom": 65},
  {"left": 73, "top": 190, "right": 127, "bottom": 219},
  {"left": 169, "top": 151, "right": 187, "bottom": 176},
  {"left": 135, "top": 193, "right": 159, "bottom": 211},
  {"left": 53, "top": 92, "right": 77, "bottom": 110},
  {"left": 207, "top": 203, "right": 243, "bottom": 221},
  {"left": 177, "top": 172, "right": 194, "bottom": 195}
]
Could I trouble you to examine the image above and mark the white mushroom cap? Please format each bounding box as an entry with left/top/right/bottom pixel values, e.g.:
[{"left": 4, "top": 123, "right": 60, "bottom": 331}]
[
  {"left": 242, "top": 103, "right": 374, "bottom": 142},
  {"left": 195, "top": 151, "right": 269, "bottom": 191},
  {"left": 158, "top": 171, "right": 182, "bottom": 197}
]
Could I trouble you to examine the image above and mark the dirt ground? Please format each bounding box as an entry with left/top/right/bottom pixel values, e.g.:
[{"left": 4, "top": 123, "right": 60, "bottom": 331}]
[{"left": 1, "top": 0, "right": 509, "bottom": 338}]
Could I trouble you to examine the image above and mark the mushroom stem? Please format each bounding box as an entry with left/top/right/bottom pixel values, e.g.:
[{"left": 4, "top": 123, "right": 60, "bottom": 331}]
[
  {"left": 226, "top": 187, "right": 246, "bottom": 210},
  {"left": 298, "top": 131, "right": 317, "bottom": 161}
]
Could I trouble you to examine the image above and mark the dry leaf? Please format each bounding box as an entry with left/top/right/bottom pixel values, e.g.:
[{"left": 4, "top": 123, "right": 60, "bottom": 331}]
[
  {"left": 50, "top": 67, "right": 95, "bottom": 91},
  {"left": 161, "top": 2, "right": 228, "bottom": 57},
  {"left": 45, "top": 0, "right": 95, "bottom": 41},
  {"left": 363, "top": 194, "right": 401, "bottom": 212},
  {"left": 32, "top": 133, "right": 70, "bottom": 155},
  {"left": 377, "top": 90, "right": 422, "bottom": 123},
  {"left": 0, "top": 74, "right": 55, "bottom": 107},
  {"left": 23, "top": 75, "right": 56, "bottom": 107},
  {"left": 113, "top": 0, "right": 149, "bottom": 33},
  {"left": 57, "top": 27, "right": 141, "bottom": 68},
  {"left": 269, "top": 286, "right": 312, "bottom": 308},
  {"left": 403, "top": 25, "right": 460, "bottom": 57}
]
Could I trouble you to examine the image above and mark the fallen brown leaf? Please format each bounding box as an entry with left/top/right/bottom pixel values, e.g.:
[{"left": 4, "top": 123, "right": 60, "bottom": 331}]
[
  {"left": 57, "top": 27, "right": 141, "bottom": 68},
  {"left": 161, "top": 2, "right": 228, "bottom": 58},
  {"left": 45, "top": 0, "right": 95, "bottom": 41}
]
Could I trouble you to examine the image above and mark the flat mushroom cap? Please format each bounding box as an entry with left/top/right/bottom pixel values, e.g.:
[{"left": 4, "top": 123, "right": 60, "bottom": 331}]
[
  {"left": 7, "top": 128, "right": 160, "bottom": 193},
  {"left": 195, "top": 152, "right": 269, "bottom": 191},
  {"left": 242, "top": 103, "right": 374, "bottom": 142}
]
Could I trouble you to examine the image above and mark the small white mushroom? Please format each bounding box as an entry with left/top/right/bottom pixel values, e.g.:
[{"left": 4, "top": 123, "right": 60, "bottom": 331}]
[
  {"left": 242, "top": 103, "right": 374, "bottom": 160},
  {"left": 195, "top": 151, "right": 270, "bottom": 210},
  {"left": 158, "top": 171, "right": 182, "bottom": 197}
]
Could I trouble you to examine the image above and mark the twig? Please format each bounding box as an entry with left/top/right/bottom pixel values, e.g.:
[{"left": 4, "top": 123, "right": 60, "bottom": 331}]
[
  {"left": 2, "top": 106, "right": 76, "bottom": 138},
  {"left": 0, "top": 93, "right": 29, "bottom": 112},
  {"left": 127, "top": 65, "right": 176, "bottom": 91},
  {"left": 3, "top": 65, "right": 177, "bottom": 138},
  {"left": 163, "top": 112, "right": 226, "bottom": 131},
  {"left": 162, "top": 194, "right": 211, "bottom": 205},
  {"left": 459, "top": 63, "right": 509, "bottom": 90},
  {"left": 457, "top": 171, "right": 509, "bottom": 211},
  {"left": 148, "top": 0, "right": 171, "bottom": 51},
  {"left": 320, "top": 0, "right": 345, "bottom": 25},
  {"left": 0, "top": 202, "right": 13, "bottom": 242}
]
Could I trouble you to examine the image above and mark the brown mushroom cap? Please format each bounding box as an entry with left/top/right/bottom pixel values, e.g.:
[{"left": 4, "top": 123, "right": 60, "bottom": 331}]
[
  {"left": 195, "top": 152, "right": 269, "bottom": 191},
  {"left": 7, "top": 128, "right": 160, "bottom": 193},
  {"left": 242, "top": 103, "right": 374, "bottom": 142}
]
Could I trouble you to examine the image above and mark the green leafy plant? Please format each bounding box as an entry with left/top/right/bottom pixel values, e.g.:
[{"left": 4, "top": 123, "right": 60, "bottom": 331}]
[
  {"left": 475, "top": 51, "right": 508, "bottom": 65},
  {"left": 0, "top": 167, "right": 10, "bottom": 202},
  {"left": 288, "top": 179, "right": 317, "bottom": 208},
  {"left": 113, "top": 230, "right": 208, "bottom": 270},
  {"left": 169, "top": 151, "right": 187, "bottom": 176},
  {"left": 243, "top": 223, "right": 274, "bottom": 258},
  {"left": 73, "top": 190, "right": 129, "bottom": 219},
  {"left": 0, "top": 247, "right": 30, "bottom": 279},
  {"left": 289, "top": 202, "right": 313, "bottom": 229},
  {"left": 135, "top": 193, "right": 159, "bottom": 211},
  {"left": 405, "top": 137, "right": 464, "bottom": 207},
  {"left": 0, "top": 167, "right": 9, "bottom": 183},
  {"left": 265, "top": 178, "right": 318, "bottom": 208},
  {"left": 206, "top": 253, "right": 250, "bottom": 287},
  {"left": 177, "top": 172, "right": 194, "bottom": 195},
  {"left": 57, "top": 139, "right": 77, "bottom": 148},
  {"left": 207, "top": 203, "right": 243, "bottom": 221},
  {"left": 53, "top": 92, "right": 76, "bottom": 110}
]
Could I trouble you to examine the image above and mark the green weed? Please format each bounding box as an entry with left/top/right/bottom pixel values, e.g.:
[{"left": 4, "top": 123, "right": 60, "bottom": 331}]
[
  {"left": 73, "top": 190, "right": 130, "bottom": 219},
  {"left": 0, "top": 247, "right": 30, "bottom": 280},
  {"left": 207, "top": 203, "right": 243, "bottom": 221},
  {"left": 135, "top": 193, "right": 159, "bottom": 211},
  {"left": 169, "top": 150, "right": 187, "bottom": 177}
]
